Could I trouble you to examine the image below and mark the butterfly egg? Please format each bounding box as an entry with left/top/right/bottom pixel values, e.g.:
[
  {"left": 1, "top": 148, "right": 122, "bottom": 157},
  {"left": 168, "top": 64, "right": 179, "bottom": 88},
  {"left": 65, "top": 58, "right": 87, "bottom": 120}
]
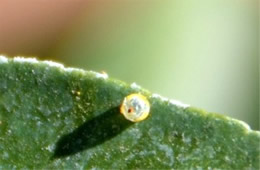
[{"left": 120, "top": 93, "right": 150, "bottom": 122}]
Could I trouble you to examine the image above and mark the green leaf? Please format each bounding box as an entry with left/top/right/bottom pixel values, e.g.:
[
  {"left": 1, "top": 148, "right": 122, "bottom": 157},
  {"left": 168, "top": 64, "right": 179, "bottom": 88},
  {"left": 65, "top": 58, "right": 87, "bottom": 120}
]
[{"left": 0, "top": 56, "right": 259, "bottom": 169}]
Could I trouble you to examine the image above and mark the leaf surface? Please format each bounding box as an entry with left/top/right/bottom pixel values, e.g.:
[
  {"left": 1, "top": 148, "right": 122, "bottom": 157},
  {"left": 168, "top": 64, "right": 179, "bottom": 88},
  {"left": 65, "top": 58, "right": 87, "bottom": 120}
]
[{"left": 0, "top": 56, "right": 259, "bottom": 169}]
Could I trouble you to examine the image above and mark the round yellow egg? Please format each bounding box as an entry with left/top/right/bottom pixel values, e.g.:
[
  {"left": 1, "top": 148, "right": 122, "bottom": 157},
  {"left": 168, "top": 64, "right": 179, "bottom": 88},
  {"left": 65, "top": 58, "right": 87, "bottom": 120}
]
[{"left": 120, "top": 93, "right": 150, "bottom": 122}]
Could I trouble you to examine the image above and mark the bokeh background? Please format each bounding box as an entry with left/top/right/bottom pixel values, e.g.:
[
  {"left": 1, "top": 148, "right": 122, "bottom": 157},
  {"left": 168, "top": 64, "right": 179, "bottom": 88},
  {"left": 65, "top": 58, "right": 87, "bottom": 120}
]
[{"left": 0, "top": 0, "right": 259, "bottom": 130}]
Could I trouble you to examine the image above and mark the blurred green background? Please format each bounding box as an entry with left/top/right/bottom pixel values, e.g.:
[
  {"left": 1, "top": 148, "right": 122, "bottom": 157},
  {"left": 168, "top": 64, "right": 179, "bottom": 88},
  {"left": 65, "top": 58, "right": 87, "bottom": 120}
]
[{"left": 0, "top": 0, "right": 259, "bottom": 130}]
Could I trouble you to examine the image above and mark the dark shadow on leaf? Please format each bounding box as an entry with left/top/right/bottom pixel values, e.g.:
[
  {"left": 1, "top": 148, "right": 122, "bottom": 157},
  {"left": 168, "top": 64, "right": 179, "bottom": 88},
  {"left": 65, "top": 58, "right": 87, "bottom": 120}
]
[{"left": 52, "top": 107, "right": 133, "bottom": 159}]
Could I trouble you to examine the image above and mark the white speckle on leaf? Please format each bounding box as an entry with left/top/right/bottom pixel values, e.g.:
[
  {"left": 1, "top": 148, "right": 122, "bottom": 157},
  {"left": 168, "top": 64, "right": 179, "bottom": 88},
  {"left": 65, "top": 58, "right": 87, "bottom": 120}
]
[
  {"left": 151, "top": 93, "right": 189, "bottom": 108},
  {"left": 74, "top": 163, "right": 81, "bottom": 169},
  {"left": 195, "top": 166, "right": 203, "bottom": 170},
  {"left": 224, "top": 155, "right": 231, "bottom": 163},
  {"left": 93, "top": 71, "right": 109, "bottom": 79},
  {"left": 176, "top": 153, "right": 186, "bottom": 163},
  {"left": 43, "top": 60, "right": 64, "bottom": 69},
  {"left": 207, "top": 166, "right": 212, "bottom": 170},
  {"left": 64, "top": 67, "right": 85, "bottom": 73},
  {"left": 120, "top": 128, "right": 142, "bottom": 148},
  {"left": 0, "top": 55, "right": 8, "bottom": 63},
  {"left": 129, "top": 128, "right": 142, "bottom": 140},
  {"left": 204, "top": 146, "right": 216, "bottom": 159},
  {"left": 182, "top": 133, "right": 191, "bottom": 144},
  {"left": 36, "top": 121, "right": 42, "bottom": 127},
  {"left": 88, "top": 71, "right": 109, "bottom": 79},
  {"left": 45, "top": 144, "right": 55, "bottom": 152},
  {"left": 169, "top": 99, "right": 189, "bottom": 108},
  {"left": 14, "top": 57, "right": 39, "bottom": 63},
  {"left": 154, "top": 143, "right": 174, "bottom": 166},
  {"left": 148, "top": 127, "right": 164, "bottom": 141},
  {"left": 4, "top": 56, "right": 114, "bottom": 82},
  {"left": 125, "top": 153, "right": 135, "bottom": 161},
  {"left": 130, "top": 82, "right": 141, "bottom": 89},
  {"left": 152, "top": 93, "right": 168, "bottom": 101},
  {"left": 3, "top": 152, "right": 9, "bottom": 159},
  {"left": 119, "top": 145, "right": 128, "bottom": 153}
]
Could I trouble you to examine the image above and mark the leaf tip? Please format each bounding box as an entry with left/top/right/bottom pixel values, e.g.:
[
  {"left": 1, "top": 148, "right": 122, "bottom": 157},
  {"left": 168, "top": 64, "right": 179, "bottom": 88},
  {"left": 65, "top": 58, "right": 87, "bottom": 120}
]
[{"left": 230, "top": 118, "right": 252, "bottom": 131}]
